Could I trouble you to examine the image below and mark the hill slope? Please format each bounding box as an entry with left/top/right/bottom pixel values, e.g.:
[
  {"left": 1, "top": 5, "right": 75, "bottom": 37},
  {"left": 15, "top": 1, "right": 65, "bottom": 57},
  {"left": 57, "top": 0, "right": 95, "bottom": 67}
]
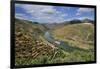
[
  {"left": 15, "top": 19, "right": 68, "bottom": 65},
  {"left": 52, "top": 23, "right": 94, "bottom": 49},
  {"left": 15, "top": 19, "right": 95, "bottom": 66}
]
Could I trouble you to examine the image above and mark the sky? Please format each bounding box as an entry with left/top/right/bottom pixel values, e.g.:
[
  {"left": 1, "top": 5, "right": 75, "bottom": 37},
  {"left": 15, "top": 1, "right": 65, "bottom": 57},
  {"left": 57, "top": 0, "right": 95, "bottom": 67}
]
[{"left": 15, "top": 3, "right": 95, "bottom": 23}]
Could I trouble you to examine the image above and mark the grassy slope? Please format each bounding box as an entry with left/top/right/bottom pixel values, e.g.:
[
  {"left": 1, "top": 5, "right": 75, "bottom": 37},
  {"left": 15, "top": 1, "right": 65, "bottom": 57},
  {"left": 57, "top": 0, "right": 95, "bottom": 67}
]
[
  {"left": 52, "top": 23, "right": 94, "bottom": 49},
  {"left": 15, "top": 19, "right": 95, "bottom": 66},
  {"left": 50, "top": 23, "right": 95, "bottom": 62}
]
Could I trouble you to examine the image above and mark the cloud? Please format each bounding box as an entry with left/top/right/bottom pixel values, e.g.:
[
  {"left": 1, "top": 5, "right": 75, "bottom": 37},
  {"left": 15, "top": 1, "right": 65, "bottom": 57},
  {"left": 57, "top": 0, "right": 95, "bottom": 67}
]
[
  {"left": 77, "top": 17, "right": 92, "bottom": 20},
  {"left": 15, "top": 4, "right": 68, "bottom": 23},
  {"left": 76, "top": 8, "right": 94, "bottom": 16},
  {"left": 78, "top": 8, "right": 94, "bottom": 12},
  {"left": 15, "top": 13, "right": 28, "bottom": 20}
]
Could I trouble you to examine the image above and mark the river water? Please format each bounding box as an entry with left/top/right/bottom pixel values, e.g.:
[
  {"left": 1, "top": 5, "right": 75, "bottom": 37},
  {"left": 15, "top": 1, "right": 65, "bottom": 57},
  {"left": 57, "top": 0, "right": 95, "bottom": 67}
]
[
  {"left": 44, "top": 31, "right": 73, "bottom": 51},
  {"left": 44, "top": 31, "right": 87, "bottom": 52}
]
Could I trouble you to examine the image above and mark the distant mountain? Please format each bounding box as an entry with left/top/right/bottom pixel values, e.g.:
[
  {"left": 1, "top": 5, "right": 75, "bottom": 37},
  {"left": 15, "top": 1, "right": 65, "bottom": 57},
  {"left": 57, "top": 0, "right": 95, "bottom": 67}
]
[
  {"left": 63, "top": 19, "right": 94, "bottom": 24},
  {"left": 69, "top": 19, "right": 82, "bottom": 24},
  {"left": 43, "top": 19, "right": 94, "bottom": 29},
  {"left": 82, "top": 19, "right": 94, "bottom": 24},
  {"left": 15, "top": 18, "right": 94, "bottom": 30}
]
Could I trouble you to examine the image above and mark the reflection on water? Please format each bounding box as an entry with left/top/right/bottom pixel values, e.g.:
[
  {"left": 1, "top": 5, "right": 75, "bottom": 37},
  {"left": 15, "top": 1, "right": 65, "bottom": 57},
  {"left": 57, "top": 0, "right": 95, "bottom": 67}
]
[{"left": 44, "top": 31, "right": 55, "bottom": 42}]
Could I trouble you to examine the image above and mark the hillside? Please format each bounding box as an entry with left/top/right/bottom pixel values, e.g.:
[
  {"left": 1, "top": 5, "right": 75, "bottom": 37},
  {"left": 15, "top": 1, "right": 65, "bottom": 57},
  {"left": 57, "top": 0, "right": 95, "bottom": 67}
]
[
  {"left": 52, "top": 23, "right": 94, "bottom": 49},
  {"left": 15, "top": 19, "right": 67, "bottom": 65},
  {"left": 15, "top": 18, "right": 95, "bottom": 66}
]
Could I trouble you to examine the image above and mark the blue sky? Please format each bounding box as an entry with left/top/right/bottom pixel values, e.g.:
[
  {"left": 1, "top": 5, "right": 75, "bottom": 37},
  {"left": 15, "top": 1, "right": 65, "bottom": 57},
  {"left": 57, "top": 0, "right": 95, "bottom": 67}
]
[{"left": 15, "top": 4, "right": 94, "bottom": 23}]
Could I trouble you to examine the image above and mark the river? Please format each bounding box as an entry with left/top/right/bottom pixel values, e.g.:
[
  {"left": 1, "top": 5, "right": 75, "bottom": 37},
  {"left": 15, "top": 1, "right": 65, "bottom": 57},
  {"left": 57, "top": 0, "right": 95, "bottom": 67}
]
[{"left": 44, "top": 31, "right": 87, "bottom": 52}]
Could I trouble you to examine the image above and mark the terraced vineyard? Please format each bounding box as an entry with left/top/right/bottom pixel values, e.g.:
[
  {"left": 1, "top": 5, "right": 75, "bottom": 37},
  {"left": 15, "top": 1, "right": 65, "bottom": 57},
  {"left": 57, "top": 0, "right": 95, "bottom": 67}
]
[
  {"left": 15, "top": 19, "right": 67, "bottom": 65},
  {"left": 15, "top": 32, "right": 67, "bottom": 65}
]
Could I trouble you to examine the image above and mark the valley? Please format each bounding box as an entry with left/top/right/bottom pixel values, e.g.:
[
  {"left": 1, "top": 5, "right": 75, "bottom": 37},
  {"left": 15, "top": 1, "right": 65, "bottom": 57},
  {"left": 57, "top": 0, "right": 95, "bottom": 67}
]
[{"left": 15, "top": 18, "right": 95, "bottom": 66}]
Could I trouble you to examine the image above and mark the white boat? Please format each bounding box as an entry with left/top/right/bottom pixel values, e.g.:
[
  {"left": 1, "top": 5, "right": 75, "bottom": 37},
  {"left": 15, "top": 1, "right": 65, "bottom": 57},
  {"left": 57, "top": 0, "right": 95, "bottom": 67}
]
[{"left": 54, "top": 41, "right": 60, "bottom": 45}]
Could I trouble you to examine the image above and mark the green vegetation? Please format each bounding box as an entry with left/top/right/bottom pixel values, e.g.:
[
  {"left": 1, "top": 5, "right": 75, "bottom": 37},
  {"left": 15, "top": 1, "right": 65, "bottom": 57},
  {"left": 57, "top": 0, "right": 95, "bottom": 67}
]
[{"left": 15, "top": 18, "right": 95, "bottom": 66}]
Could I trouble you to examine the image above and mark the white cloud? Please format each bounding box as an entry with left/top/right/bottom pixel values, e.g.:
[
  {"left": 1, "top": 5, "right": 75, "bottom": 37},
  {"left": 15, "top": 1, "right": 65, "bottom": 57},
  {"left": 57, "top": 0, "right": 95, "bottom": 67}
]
[
  {"left": 78, "top": 8, "right": 94, "bottom": 12},
  {"left": 15, "top": 13, "right": 27, "bottom": 20},
  {"left": 15, "top": 4, "right": 68, "bottom": 23},
  {"left": 77, "top": 17, "right": 92, "bottom": 20},
  {"left": 76, "top": 8, "right": 94, "bottom": 16}
]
